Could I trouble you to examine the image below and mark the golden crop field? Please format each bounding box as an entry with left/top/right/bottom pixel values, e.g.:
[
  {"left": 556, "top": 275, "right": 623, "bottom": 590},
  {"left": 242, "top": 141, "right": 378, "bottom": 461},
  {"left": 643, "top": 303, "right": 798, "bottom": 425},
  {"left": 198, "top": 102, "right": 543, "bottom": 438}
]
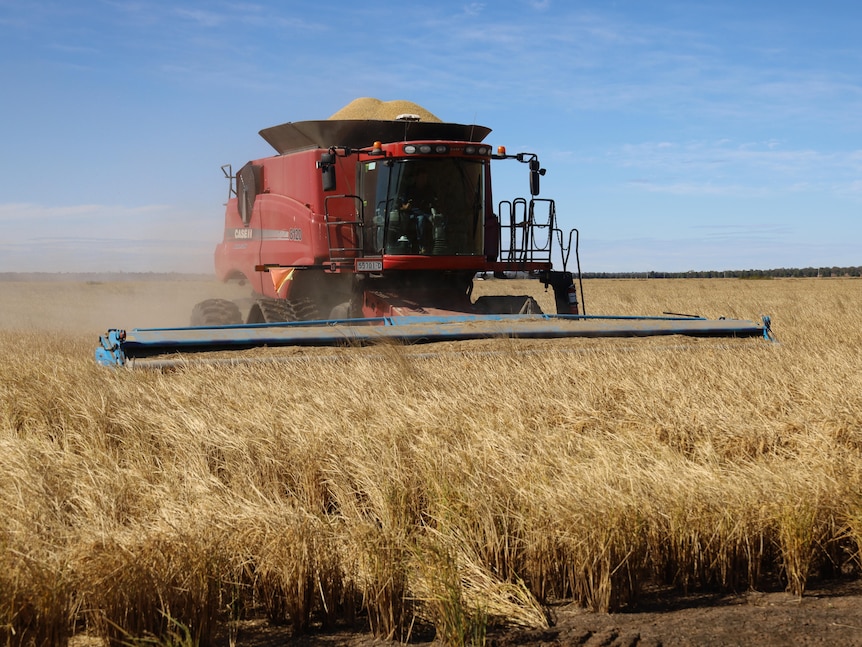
[{"left": 1, "top": 276, "right": 861, "bottom": 646}]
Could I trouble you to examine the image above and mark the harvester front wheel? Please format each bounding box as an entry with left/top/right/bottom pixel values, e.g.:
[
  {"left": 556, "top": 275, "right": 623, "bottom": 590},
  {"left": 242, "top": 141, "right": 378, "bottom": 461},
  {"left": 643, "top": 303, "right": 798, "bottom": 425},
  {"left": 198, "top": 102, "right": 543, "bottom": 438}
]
[
  {"left": 291, "top": 298, "right": 321, "bottom": 322},
  {"left": 190, "top": 299, "right": 243, "bottom": 326},
  {"left": 246, "top": 298, "right": 320, "bottom": 324}
]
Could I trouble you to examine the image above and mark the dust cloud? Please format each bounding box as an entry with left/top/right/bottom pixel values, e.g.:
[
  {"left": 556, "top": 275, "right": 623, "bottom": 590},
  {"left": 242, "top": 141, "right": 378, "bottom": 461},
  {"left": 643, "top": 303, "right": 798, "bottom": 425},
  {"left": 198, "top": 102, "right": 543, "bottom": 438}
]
[{"left": 0, "top": 274, "right": 251, "bottom": 335}]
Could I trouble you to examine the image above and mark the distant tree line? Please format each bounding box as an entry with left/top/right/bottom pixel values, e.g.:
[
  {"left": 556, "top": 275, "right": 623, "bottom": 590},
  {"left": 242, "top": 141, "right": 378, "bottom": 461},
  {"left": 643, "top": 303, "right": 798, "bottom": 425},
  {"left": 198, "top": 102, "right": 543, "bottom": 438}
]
[{"left": 582, "top": 266, "right": 861, "bottom": 279}]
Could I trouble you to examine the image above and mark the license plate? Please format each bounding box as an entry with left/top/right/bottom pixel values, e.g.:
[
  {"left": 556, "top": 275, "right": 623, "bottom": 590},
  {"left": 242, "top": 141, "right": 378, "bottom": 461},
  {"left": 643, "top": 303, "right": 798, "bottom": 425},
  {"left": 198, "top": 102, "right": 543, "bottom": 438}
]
[{"left": 356, "top": 259, "right": 383, "bottom": 272}]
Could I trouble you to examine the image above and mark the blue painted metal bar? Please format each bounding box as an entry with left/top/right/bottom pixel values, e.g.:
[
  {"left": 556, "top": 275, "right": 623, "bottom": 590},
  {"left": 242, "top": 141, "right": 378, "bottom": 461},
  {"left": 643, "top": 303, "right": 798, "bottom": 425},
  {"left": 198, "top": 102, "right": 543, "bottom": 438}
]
[{"left": 95, "top": 314, "right": 771, "bottom": 367}]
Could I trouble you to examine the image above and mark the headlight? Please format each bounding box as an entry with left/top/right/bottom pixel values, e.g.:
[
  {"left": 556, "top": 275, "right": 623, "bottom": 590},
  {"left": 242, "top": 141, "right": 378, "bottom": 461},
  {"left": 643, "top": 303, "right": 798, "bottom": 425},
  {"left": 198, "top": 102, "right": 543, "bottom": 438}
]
[
  {"left": 403, "top": 143, "right": 453, "bottom": 155},
  {"left": 464, "top": 145, "right": 489, "bottom": 156}
]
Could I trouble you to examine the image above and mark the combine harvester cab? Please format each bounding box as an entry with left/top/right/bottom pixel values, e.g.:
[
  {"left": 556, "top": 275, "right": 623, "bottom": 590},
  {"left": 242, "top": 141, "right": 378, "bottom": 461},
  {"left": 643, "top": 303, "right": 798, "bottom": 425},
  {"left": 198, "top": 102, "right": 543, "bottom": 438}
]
[{"left": 96, "top": 99, "right": 772, "bottom": 367}]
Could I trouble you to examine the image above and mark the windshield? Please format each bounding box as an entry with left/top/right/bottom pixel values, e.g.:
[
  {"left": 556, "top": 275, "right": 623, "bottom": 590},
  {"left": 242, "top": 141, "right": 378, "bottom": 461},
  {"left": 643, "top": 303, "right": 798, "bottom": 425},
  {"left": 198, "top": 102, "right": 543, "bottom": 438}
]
[{"left": 359, "top": 158, "right": 485, "bottom": 256}]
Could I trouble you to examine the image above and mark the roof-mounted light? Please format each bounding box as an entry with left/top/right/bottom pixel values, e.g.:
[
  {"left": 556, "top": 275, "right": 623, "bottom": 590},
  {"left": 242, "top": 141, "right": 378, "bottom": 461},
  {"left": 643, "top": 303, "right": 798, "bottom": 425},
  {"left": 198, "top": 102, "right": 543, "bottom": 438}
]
[
  {"left": 464, "top": 145, "right": 490, "bottom": 156},
  {"left": 402, "top": 143, "right": 452, "bottom": 155}
]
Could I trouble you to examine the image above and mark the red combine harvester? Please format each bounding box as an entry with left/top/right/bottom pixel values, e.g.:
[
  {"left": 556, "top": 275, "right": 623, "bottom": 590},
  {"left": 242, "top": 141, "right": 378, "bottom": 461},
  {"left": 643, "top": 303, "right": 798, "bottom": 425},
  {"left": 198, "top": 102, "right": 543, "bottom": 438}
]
[
  {"left": 96, "top": 102, "right": 770, "bottom": 367},
  {"left": 203, "top": 113, "right": 579, "bottom": 325}
]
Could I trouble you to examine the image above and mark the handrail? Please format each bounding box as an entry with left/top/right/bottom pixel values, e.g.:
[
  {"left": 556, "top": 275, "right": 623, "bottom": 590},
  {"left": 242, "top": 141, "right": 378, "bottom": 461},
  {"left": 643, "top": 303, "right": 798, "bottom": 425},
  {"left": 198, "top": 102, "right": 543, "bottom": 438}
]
[
  {"left": 323, "top": 195, "right": 364, "bottom": 262},
  {"left": 497, "top": 197, "right": 558, "bottom": 265}
]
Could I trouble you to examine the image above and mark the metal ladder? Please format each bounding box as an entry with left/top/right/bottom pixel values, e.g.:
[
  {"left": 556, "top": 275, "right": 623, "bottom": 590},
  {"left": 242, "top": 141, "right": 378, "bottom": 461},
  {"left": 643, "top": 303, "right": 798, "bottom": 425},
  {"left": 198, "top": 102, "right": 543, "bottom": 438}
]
[{"left": 323, "top": 195, "right": 365, "bottom": 268}]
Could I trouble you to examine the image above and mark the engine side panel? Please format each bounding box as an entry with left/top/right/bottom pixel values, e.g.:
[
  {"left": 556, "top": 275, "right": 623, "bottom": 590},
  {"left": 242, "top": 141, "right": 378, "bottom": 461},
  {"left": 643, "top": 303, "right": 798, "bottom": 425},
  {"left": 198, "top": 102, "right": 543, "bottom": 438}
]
[{"left": 215, "top": 148, "right": 360, "bottom": 297}]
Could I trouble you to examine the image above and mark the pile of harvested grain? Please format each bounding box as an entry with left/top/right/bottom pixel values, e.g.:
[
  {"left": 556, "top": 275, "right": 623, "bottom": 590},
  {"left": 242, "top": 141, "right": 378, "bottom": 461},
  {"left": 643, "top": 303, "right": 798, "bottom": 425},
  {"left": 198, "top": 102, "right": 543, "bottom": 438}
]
[{"left": 328, "top": 97, "right": 442, "bottom": 122}]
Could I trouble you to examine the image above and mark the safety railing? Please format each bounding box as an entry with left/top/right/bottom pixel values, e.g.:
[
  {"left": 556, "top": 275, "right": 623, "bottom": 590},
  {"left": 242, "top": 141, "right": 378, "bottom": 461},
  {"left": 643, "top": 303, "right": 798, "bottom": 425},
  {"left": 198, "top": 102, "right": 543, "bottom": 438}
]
[{"left": 497, "top": 197, "right": 557, "bottom": 265}]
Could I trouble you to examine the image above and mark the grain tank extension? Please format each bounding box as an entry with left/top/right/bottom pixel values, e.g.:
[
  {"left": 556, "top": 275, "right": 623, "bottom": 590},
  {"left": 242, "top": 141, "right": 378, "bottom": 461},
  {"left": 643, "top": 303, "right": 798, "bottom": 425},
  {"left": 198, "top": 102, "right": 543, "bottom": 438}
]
[{"left": 96, "top": 100, "right": 771, "bottom": 367}]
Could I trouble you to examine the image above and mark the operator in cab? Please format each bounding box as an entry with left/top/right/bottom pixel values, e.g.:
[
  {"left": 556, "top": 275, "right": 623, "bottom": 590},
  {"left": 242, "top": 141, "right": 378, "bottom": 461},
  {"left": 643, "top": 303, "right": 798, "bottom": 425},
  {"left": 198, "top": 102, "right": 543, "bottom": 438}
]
[{"left": 396, "top": 166, "right": 439, "bottom": 254}]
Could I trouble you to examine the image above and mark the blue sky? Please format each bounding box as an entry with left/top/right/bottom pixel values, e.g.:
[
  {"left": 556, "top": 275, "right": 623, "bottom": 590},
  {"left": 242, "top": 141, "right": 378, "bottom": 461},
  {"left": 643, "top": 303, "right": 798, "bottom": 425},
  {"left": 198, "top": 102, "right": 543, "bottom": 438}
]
[{"left": 1, "top": 0, "right": 860, "bottom": 273}]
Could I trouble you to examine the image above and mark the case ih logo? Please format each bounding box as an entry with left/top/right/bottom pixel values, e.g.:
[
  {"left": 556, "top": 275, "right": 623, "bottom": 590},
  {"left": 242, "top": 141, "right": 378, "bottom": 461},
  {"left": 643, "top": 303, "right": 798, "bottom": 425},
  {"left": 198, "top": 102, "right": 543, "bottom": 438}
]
[{"left": 233, "top": 228, "right": 253, "bottom": 239}]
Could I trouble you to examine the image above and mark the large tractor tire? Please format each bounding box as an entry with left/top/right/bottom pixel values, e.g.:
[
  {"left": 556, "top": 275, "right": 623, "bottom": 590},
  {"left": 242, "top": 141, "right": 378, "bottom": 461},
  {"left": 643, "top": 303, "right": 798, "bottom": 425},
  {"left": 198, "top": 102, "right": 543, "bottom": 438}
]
[
  {"left": 246, "top": 298, "right": 320, "bottom": 324},
  {"left": 190, "top": 299, "right": 243, "bottom": 326},
  {"left": 291, "top": 298, "right": 321, "bottom": 322}
]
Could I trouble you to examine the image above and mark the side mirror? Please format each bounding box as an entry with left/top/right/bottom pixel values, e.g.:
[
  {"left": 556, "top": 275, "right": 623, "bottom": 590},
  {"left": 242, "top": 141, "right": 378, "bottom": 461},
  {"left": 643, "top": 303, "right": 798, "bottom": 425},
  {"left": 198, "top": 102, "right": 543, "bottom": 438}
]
[
  {"left": 318, "top": 152, "right": 336, "bottom": 192},
  {"left": 529, "top": 159, "right": 541, "bottom": 196}
]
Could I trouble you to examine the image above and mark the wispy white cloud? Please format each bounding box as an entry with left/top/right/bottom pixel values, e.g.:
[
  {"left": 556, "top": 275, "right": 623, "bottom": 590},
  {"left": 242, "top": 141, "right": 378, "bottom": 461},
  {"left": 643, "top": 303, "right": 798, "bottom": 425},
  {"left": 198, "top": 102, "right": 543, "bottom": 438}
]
[
  {"left": 611, "top": 141, "right": 862, "bottom": 196},
  {"left": 625, "top": 180, "right": 771, "bottom": 198},
  {"left": 172, "top": 8, "right": 228, "bottom": 28}
]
